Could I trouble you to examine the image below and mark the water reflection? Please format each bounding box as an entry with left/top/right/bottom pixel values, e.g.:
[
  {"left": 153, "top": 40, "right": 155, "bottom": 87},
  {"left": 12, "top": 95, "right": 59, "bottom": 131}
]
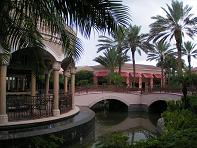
[
  {"left": 70, "top": 107, "right": 160, "bottom": 148},
  {"left": 95, "top": 111, "right": 128, "bottom": 126},
  {"left": 94, "top": 110, "right": 158, "bottom": 141}
]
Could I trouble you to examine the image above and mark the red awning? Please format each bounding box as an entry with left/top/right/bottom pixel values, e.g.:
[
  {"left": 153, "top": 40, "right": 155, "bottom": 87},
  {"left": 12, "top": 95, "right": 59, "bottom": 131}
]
[
  {"left": 142, "top": 73, "right": 153, "bottom": 78},
  {"left": 130, "top": 72, "right": 142, "bottom": 78},
  {"left": 94, "top": 71, "right": 109, "bottom": 77},
  {"left": 120, "top": 72, "right": 129, "bottom": 78},
  {"left": 154, "top": 74, "right": 161, "bottom": 79}
]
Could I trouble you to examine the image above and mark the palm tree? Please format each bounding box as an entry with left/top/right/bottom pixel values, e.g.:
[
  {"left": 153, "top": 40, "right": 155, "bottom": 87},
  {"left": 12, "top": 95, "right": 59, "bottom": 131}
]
[
  {"left": 125, "top": 25, "right": 152, "bottom": 85},
  {"left": 147, "top": 41, "right": 174, "bottom": 88},
  {"left": 97, "top": 26, "right": 129, "bottom": 74},
  {"left": 94, "top": 48, "right": 130, "bottom": 73},
  {"left": 182, "top": 41, "right": 197, "bottom": 74},
  {"left": 0, "top": 0, "right": 131, "bottom": 61},
  {"left": 149, "top": 0, "right": 197, "bottom": 76}
]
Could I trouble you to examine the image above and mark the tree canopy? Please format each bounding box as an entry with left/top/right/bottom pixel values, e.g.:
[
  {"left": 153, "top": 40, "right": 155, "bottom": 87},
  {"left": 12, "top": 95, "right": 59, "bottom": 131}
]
[{"left": 0, "top": 0, "right": 131, "bottom": 62}]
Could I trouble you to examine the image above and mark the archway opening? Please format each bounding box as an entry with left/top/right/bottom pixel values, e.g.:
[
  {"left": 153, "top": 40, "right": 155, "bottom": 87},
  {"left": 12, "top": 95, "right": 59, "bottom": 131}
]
[
  {"left": 148, "top": 100, "right": 167, "bottom": 113},
  {"left": 7, "top": 48, "right": 56, "bottom": 93},
  {"left": 148, "top": 100, "right": 167, "bottom": 126},
  {"left": 91, "top": 99, "right": 128, "bottom": 112},
  {"left": 91, "top": 99, "right": 128, "bottom": 126}
]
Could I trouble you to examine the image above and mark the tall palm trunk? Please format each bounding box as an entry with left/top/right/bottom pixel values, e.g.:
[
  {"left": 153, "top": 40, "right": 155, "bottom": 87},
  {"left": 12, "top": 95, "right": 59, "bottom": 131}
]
[
  {"left": 118, "top": 62, "right": 121, "bottom": 74},
  {"left": 188, "top": 55, "right": 191, "bottom": 74},
  {"left": 177, "top": 45, "right": 182, "bottom": 76},
  {"left": 161, "top": 57, "right": 164, "bottom": 89},
  {"left": 117, "top": 48, "right": 122, "bottom": 74},
  {"left": 131, "top": 50, "right": 136, "bottom": 87},
  {"left": 175, "top": 29, "right": 183, "bottom": 77}
]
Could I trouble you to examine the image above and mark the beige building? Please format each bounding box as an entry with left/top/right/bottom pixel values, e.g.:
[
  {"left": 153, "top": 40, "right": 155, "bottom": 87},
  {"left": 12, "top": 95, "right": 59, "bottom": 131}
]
[{"left": 77, "top": 63, "right": 164, "bottom": 90}]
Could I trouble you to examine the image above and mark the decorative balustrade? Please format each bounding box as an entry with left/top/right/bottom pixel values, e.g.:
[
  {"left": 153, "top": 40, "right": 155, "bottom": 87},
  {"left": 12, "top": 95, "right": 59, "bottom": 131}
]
[
  {"left": 6, "top": 93, "right": 72, "bottom": 122},
  {"left": 59, "top": 93, "right": 72, "bottom": 114}
]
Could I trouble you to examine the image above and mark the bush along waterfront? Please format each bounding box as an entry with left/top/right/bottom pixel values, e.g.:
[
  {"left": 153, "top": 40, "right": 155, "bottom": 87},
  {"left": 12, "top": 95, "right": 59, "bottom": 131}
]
[{"left": 95, "top": 97, "right": 197, "bottom": 148}]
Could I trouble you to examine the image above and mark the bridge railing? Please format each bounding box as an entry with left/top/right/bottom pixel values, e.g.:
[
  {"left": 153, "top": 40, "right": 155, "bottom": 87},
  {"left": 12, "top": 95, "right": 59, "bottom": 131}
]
[
  {"left": 150, "top": 87, "right": 182, "bottom": 93},
  {"left": 76, "top": 85, "right": 141, "bottom": 94},
  {"left": 75, "top": 85, "right": 197, "bottom": 95}
]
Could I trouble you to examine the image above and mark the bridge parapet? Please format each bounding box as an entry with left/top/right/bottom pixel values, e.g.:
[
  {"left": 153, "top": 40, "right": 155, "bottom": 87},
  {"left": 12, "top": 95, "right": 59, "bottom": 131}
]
[{"left": 75, "top": 91, "right": 182, "bottom": 111}]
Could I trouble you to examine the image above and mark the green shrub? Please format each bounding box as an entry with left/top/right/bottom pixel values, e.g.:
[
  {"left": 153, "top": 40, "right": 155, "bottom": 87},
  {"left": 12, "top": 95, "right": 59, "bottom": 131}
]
[
  {"left": 133, "top": 128, "right": 197, "bottom": 148},
  {"left": 75, "top": 70, "right": 93, "bottom": 86},
  {"left": 77, "top": 79, "right": 89, "bottom": 86},
  {"left": 132, "top": 138, "right": 161, "bottom": 148},
  {"left": 107, "top": 72, "right": 123, "bottom": 86},
  {"left": 166, "top": 100, "right": 182, "bottom": 111},
  {"left": 95, "top": 132, "right": 129, "bottom": 148},
  {"left": 162, "top": 109, "right": 197, "bottom": 132},
  {"left": 158, "top": 128, "right": 197, "bottom": 148},
  {"left": 184, "top": 96, "right": 197, "bottom": 113}
]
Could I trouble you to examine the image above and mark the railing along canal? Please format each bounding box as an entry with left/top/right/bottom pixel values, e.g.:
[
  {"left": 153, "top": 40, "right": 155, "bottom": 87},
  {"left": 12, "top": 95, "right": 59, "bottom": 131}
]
[
  {"left": 76, "top": 85, "right": 196, "bottom": 94},
  {"left": 7, "top": 93, "right": 72, "bottom": 121}
]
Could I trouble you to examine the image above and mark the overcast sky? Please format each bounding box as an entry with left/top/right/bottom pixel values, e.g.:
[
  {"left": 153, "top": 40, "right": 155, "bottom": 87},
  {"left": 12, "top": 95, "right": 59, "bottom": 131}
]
[{"left": 76, "top": 0, "right": 197, "bottom": 68}]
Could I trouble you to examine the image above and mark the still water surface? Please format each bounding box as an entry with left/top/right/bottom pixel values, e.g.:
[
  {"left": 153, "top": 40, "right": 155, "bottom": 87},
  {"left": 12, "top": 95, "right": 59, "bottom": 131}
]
[
  {"left": 0, "top": 107, "right": 159, "bottom": 148},
  {"left": 72, "top": 109, "right": 159, "bottom": 147}
]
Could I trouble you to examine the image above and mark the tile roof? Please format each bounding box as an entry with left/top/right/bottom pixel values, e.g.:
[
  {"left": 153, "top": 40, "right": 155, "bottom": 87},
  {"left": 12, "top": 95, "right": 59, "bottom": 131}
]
[
  {"left": 76, "top": 63, "right": 161, "bottom": 72},
  {"left": 192, "top": 67, "right": 197, "bottom": 72}
]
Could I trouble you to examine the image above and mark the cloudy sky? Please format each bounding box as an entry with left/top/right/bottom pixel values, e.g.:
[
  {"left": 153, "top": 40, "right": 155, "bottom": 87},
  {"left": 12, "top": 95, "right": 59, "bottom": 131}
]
[{"left": 76, "top": 0, "right": 197, "bottom": 67}]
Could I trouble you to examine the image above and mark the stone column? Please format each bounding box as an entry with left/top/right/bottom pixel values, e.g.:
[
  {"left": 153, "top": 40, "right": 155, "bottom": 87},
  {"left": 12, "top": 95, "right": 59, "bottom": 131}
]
[
  {"left": 163, "top": 77, "right": 166, "bottom": 88},
  {"left": 93, "top": 76, "right": 98, "bottom": 86},
  {"left": 31, "top": 71, "right": 36, "bottom": 96},
  {"left": 22, "top": 77, "right": 25, "bottom": 91},
  {"left": 44, "top": 73, "right": 50, "bottom": 96},
  {"left": 150, "top": 78, "right": 153, "bottom": 91},
  {"left": 0, "top": 56, "right": 10, "bottom": 124},
  {"left": 11, "top": 77, "right": 14, "bottom": 90},
  {"left": 52, "top": 61, "right": 61, "bottom": 116},
  {"left": 7, "top": 77, "right": 10, "bottom": 91},
  {"left": 15, "top": 77, "right": 18, "bottom": 91},
  {"left": 145, "top": 82, "right": 148, "bottom": 92},
  {"left": 126, "top": 77, "right": 130, "bottom": 87},
  {"left": 63, "top": 71, "right": 69, "bottom": 94},
  {"left": 138, "top": 77, "right": 142, "bottom": 89},
  {"left": 160, "top": 77, "right": 163, "bottom": 88},
  {"left": 70, "top": 67, "right": 76, "bottom": 109}
]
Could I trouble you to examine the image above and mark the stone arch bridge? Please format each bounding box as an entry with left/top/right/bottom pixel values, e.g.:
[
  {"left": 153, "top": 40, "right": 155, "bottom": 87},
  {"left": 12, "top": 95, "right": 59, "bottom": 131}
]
[{"left": 75, "top": 92, "right": 182, "bottom": 111}]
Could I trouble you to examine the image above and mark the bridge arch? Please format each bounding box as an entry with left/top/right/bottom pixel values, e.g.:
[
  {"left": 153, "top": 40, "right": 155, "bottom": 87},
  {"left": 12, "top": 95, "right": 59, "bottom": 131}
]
[
  {"left": 89, "top": 95, "right": 130, "bottom": 108},
  {"left": 75, "top": 92, "right": 182, "bottom": 112},
  {"left": 148, "top": 100, "right": 167, "bottom": 113}
]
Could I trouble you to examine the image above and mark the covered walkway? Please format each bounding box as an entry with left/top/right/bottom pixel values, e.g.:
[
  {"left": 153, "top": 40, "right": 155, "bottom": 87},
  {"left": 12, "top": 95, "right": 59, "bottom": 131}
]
[{"left": 0, "top": 28, "right": 78, "bottom": 124}]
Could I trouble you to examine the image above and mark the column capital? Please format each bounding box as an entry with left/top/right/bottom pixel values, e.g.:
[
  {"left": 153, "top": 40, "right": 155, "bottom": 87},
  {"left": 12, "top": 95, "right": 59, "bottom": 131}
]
[
  {"left": 70, "top": 67, "right": 76, "bottom": 74},
  {"left": 63, "top": 70, "right": 70, "bottom": 77},
  {"left": 52, "top": 61, "right": 61, "bottom": 71},
  {"left": 0, "top": 46, "right": 10, "bottom": 66},
  {"left": 0, "top": 54, "right": 10, "bottom": 66}
]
